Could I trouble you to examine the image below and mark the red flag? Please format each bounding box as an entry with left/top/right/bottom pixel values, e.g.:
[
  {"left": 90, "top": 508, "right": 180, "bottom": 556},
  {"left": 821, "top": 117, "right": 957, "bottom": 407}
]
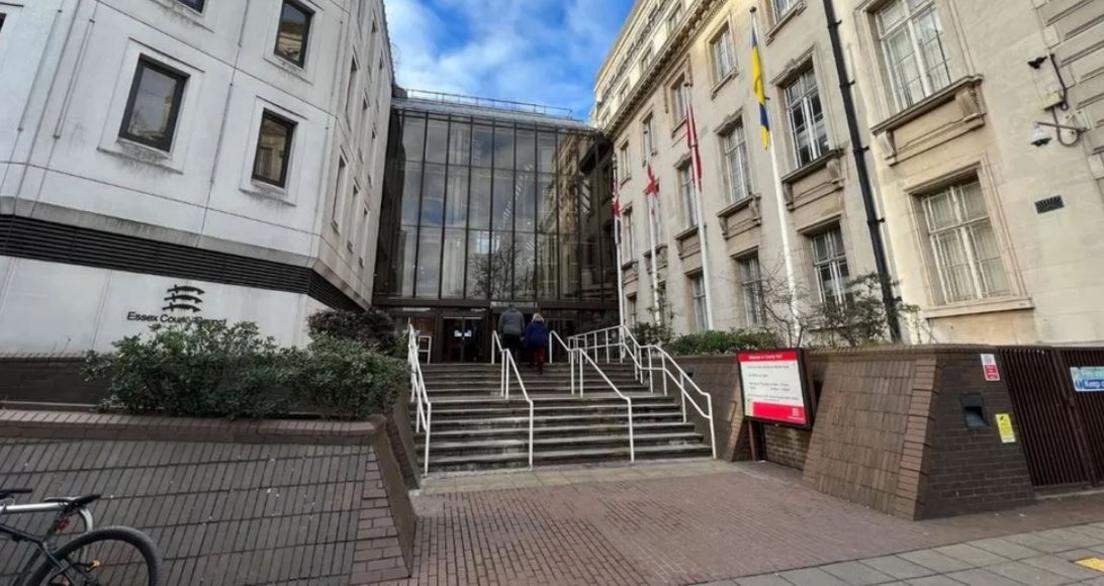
[
  {"left": 686, "top": 98, "right": 703, "bottom": 189},
  {"left": 644, "top": 164, "right": 660, "bottom": 197}
]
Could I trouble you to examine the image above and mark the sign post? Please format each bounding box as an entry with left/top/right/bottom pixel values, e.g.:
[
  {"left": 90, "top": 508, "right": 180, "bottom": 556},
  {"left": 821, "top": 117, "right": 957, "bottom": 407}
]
[{"left": 738, "top": 350, "right": 811, "bottom": 428}]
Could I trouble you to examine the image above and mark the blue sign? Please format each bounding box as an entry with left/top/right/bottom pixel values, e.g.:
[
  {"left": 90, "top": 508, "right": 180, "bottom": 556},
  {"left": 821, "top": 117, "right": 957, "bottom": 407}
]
[{"left": 1070, "top": 367, "right": 1104, "bottom": 392}]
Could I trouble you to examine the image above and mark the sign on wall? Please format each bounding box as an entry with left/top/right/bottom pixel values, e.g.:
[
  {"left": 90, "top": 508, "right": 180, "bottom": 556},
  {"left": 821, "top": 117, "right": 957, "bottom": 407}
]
[
  {"left": 738, "top": 350, "right": 810, "bottom": 428},
  {"left": 1070, "top": 367, "right": 1104, "bottom": 392},
  {"left": 981, "top": 354, "right": 1001, "bottom": 382},
  {"left": 995, "top": 413, "right": 1017, "bottom": 444}
]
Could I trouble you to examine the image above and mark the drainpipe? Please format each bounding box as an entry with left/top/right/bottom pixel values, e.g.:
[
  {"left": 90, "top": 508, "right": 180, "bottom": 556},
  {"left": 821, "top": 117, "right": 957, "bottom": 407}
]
[{"left": 822, "top": 0, "right": 902, "bottom": 342}]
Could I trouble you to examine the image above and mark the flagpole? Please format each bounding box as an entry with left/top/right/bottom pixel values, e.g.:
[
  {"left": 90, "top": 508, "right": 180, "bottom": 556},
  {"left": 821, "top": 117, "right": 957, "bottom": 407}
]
[
  {"left": 646, "top": 194, "right": 662, "bottom": 325},
  {"left": 612, "top": 161, "right": 626, "bottom": 331},
  {"left": 685, "top": 86, "right": 715, "bottom": 331},
  {"left": 751, "top": 7, "right": 800, "bottom": 342}
]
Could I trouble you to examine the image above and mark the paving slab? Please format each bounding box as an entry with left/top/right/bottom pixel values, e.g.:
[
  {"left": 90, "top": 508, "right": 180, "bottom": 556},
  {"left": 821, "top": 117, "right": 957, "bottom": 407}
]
[
  {"left": 970, "top": 537, "right": 1047, "bottom": 560},
  {"left": 1022, "top": 555, "right": 1103, "bottom": 581},
  {"left": 898, "top": 550, "right": 974, "bottom": 573},
  {"left": 934, "top": 543, "right": 1010, "bottom": 567},
  {"left": 820, "top": 560, "right": 896, "bottom": 585},
  {"left": 777, "top": 567, "right": 849, "bottom": 586},
  {"left": 860, "top": 556, "right": 935, "bottom": 580},
  {"left": 905, "top": 577, "right": 965, "bottom": 586},
  {"left": 986, "top": 560, "right": 1073, "bottom": 586},
  {"left": 944, "top": 568, "right": 1024, "bottom": 585},
  {"left": 734, "top": 577, "right": 791, "bottom": 586}
]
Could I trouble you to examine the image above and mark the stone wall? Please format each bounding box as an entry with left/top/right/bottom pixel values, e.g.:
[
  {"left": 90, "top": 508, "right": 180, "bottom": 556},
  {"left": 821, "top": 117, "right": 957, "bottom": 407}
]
[
  {"left": 677, "top": 356, "right": 750, "bottom": 461},
  {"left": 0, "top": 355, "right": 106, "bottom": 405},
  {"left": 0, "top": 410, "right": 415, "bottom": 584}
]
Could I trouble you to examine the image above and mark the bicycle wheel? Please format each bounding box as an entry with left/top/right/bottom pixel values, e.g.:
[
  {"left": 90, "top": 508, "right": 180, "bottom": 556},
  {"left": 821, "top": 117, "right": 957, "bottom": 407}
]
[{"left": 25, "top": 526, "right": 163, "bottom": 586}]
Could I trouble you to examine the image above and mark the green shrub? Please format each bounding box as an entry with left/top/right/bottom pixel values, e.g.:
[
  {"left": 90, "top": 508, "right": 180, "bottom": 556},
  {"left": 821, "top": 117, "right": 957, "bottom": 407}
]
[
  {"left": 666, "top": 329, "right": 781, "bottom": 356},
  {"left": 630, "top": 321, "right": 674, "bottom": 347},
  {"left": 307, "top": 308, "right": 401, "bottom": 356},
  {"left": 85, "top": 321, "right": 297, "bottom": 419},
  {"left": 291, "top": 336, "right": 406, "bottom": 420}
]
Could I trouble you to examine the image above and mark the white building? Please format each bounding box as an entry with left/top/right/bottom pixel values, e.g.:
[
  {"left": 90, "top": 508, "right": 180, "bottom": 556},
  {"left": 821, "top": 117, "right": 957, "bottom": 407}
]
[{"left": 0, "top": 0, "right": 393, "bottom": 352}]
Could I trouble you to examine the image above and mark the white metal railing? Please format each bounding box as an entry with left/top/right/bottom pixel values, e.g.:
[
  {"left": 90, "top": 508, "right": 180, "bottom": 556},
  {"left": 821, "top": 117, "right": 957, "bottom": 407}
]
[
  {"left": 500, "top": 348, "right": 535, "bottom": 468},
  {"left": 571, "top": 325, "right": 717, "bottom": 459},
  {"left": 407, "top": 324, "right": 433, "bottom": 475},
  {"left": 571, "top": 348, "right": 635, "bottom": 462},
  {"left": 549, "top": 330, "right": 572, "bottom": 365}
]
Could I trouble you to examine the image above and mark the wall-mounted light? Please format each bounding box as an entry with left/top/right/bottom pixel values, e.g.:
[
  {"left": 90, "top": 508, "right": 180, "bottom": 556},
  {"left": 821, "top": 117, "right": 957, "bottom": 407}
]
[
  {"left": 1031, "top": 120, "right": 1088, "bottom": 148},
  {"left": 1027, "top": 56, "right": 1048, "bottom": 69}
]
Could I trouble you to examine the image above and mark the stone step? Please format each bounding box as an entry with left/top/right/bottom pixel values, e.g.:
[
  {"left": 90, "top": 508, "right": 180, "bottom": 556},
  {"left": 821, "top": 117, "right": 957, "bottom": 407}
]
[
  {"left": 422, "top": 394, "right": 677, "bottom": 407},
  {"left": 418, "top": 433, "right": 703, "bottom": 460},
  {"left": 426, "top": 420, "right": 696, "bottom": 439},
  {"left": 429, "top": 411, "right": 688, "bottom": 431},
  {"left": 421, "top": 444, "right": 714, "bottom": 473},
  {"left": 429, "top": 402, "right": 685, "bottom": 420}
]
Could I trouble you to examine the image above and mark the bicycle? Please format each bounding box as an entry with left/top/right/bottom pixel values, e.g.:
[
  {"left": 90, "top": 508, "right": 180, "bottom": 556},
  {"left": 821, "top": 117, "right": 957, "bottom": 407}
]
[{"left": 0, "top": 488, "right": 163, "bottom": 585}]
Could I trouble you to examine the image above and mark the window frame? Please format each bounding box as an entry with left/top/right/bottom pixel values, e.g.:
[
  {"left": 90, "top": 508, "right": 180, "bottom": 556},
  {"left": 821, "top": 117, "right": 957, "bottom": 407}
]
[
  {"left": 345, "top": 56, "right": 360, "bottom": 122},
  {"left": 809, "top": 226, "right": 851, "bottom": 306},
  {"left": 331, "top": 155, "right": 348, "bottom": 229},
  {"left": 641, "top": 114, "right": 655, "bottom": 165},
  {"left": 618, "top": 142, "right": 631, "bottom": 182},
  {"left": 667, "top": 2, "right": 683, "bottom": 34},
  {"left": 677, "top": 163, "right": 697, "bottom": 230},
  {"left": 252, "top": 110, "right": 298, "bottom": 188},
  {"left": 690, "top": 274, "right": 707, "bottom": 332},
  {"left": 709, "top": 26, "right": 736, "bottom": 84},
  {"left": 875, "top": 0, "right": 953, "bottom": 112},
  {"left": 623, "top": 209, "right": 636, "bottom": 259},
  {"left": 784, "top": 68, "right": 829, "bottom": 167},
  {"left": 917, "top": 179, "right": 1010, "bottom": 305},
  {"left": 772, "top": 0, "right": 800, "bottom": 23},
  {"left": 670, "top": 76, "right": 688, "bottom": 126},
  {"left": 736, "top": 254, "right": 766, "bottom": 327},
  {"left": 176, "top": 0, "right": 205, "bottom": 13},
  {"left": 720, "top": 121, "right": 753, "bottom": 203},
  {"left": 274, "top": 0, "right": 314, "bottom": 68},
  {"left": 118, "top": 56, "right": 189, "bottom": 153}
]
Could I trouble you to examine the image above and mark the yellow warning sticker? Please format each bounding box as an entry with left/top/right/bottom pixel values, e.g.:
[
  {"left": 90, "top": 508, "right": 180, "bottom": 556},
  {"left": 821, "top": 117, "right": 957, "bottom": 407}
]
[
  {"left": 1076, "top": 558, "right": 1104, "bottom": 573},
  {"left": 995, "top": 413, "right": 1016, "bottom": 444}
]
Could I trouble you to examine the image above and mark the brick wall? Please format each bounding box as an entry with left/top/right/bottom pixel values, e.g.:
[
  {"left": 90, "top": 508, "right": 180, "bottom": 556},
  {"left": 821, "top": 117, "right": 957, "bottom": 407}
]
[
  {"left": 677, "top": 356, "right": 751, "bottom": 461},
  {"left": 920, "top": 351, "right": 1034, "bottom": 518},
  {"left": 0, "top": 410, "right": 415, "bottom": 584},
  {"left": 0, "top": 356, "right": 106, "bottom": 404},
  {"left": 386, "top": 387, "right": 420, "bottom": 490},
  {"left": 762, "top": 425, "right": 812, "bottom": 470}
]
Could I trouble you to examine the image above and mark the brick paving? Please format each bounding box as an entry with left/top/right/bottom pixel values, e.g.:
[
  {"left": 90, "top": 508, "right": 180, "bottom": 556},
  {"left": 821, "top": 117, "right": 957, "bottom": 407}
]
[{"left": 387, "top": 462, "right": 1104, "bottom": 586}]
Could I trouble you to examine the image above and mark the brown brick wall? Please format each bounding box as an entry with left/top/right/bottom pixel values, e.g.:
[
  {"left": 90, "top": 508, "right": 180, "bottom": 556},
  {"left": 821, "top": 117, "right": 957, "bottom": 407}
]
[
  {"left": 0, "top": 410, "right": 415, "bottom": 584},
  {"left": 677, "top": 356, "right": 751, "bottom": 461},
  {"left": 386, "top": 387, "right": 420, "bottom": 490},
  {"left": 920, "top": 351, "right": 1034, "bottom": 518},
  {"left": 762, "top": 425, "right": 812, "bottom": 470}
]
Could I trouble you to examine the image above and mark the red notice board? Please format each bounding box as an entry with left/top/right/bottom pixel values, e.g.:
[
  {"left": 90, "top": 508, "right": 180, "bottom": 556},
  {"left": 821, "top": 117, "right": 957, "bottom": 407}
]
[{"left": 737, "top": 350, "right": 811, "bottom": 428}]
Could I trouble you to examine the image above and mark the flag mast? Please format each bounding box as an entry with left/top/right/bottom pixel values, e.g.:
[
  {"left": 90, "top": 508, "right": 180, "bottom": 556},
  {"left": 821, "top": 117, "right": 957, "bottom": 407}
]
[
  {"left": 684, "top": 85, "right": 715, "bottom": 331},
  {"left": 612, "top": 157, "right": 626, "bottom": 331},
  {"left": 751, "top": 6, "right": 800, "bottom": 342},
  {"left": 644, "top": 165, "right": 663, "bottom": 325}
]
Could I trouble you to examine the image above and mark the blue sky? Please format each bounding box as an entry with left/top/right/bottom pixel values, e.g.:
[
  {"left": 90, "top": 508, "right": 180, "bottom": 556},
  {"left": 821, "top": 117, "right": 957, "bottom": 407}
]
[{"left": 386, "top": 0, "right": 635, "bottom": 118}]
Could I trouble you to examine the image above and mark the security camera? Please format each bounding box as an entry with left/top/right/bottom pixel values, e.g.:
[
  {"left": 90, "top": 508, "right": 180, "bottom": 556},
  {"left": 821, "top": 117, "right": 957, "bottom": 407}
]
[{"left": 1030, "top": 124, "right": 1052, "bottom": 147}]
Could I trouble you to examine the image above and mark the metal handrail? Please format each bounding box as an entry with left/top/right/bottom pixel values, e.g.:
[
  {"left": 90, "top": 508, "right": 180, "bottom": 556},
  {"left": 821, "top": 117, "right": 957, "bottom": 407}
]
[
  {"left": 407, "top": 324, "right": 433, "bottom": 475},
  {"left": 500, "top": 349, "right": 536, "bottom": 468},
  {"left": 641, "top": 344, "right": 717, "bottom": 459},
  {"left": 491, "top": 330, "right": 503, "bottom": 365},
  {"left": 572, "top": 348, "right": 635, "bottom": 462},
  {"left": 549, "top": 330, "right": 572, "bottom": 365}
]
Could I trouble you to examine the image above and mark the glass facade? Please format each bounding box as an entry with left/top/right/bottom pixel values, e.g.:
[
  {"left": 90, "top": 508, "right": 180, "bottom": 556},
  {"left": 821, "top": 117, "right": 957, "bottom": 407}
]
[{"left": 375, "top": 104, "right": 618, "bottom": 360}]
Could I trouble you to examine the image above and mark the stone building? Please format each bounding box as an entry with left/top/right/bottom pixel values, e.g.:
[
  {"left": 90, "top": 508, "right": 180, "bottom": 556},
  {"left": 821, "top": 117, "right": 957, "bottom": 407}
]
[
  {"left": 597, "top": 0, "right": 1104, "bottom": 345},
  {"left": 0, "top": 0, "right": 393, "bottom": 352}
]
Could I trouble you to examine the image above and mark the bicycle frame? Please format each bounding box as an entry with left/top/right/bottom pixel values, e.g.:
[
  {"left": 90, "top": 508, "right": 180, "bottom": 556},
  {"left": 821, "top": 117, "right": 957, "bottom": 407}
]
[{"left": 1, "top": 500, "right": 95, "bottom": 585}]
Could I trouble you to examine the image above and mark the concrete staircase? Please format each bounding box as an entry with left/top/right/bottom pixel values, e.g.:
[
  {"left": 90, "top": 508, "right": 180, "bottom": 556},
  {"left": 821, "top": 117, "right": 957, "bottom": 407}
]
[{"left": 415, "top": 361, "right": 712, "bottom": 474}]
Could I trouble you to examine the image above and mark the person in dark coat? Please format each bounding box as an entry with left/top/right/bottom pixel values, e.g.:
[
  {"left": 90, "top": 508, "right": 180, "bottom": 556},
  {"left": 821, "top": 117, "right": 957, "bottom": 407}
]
[
  {"left": 524, "top": 314, "right": 549, "bottom": 374},
  {"left": 498, "top": 304, "right": 524, "bottom": 361}
]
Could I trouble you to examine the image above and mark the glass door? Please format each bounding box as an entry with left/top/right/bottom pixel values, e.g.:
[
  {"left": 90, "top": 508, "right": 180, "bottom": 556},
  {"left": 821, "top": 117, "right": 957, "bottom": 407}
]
[{"left": 442, "top": 316, "right": 485, "bottom": 362}]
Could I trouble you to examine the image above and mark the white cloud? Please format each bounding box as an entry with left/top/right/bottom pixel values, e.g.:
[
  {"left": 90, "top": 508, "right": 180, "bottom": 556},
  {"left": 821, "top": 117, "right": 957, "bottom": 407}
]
[{"left": 386, "top": 0, "right": 629, "bottom": 117}]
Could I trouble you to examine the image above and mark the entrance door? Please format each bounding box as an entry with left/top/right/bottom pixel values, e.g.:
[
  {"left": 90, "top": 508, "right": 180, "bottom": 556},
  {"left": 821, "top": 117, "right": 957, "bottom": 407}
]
[{"left": 442, "top": 317, "right": 484, "bottom": 362}]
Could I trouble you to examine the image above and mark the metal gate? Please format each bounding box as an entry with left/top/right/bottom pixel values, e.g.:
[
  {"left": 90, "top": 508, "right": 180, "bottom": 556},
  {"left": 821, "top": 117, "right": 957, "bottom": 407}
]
[{"left": 999, "top": 347, "right": 1103, "bottom": 489}]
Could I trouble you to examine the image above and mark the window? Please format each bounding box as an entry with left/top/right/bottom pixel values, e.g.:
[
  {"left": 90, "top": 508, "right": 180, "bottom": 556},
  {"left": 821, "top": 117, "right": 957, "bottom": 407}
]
[
  {"left": 671, "top": 77, "right": 688, "bottom": 124},
  {"left": 176, "top": 0, "right": 205, "bottom": 12},
  {"left": 737, "top": 255, "right": 766, "bottom": 327},
  {"left": 690, "top": 275, "right": 707, "bottom": 331},
  {"left": 623, "top": 210, "right": 636, "bottom": 258},
  {"left": 721, "top": 122, "right": 752, "bottom": 202},
  {"left": 627, "top": 296, "right": 638, "bottom": 325},
  {"left": 331, "top": 156, "right": 347, "bottom": 226},
  {"left": 919, "top": 179, "right": 1010, "bottom": 304},
  {"left": 618, "top": 143, "right": 630, "bottom": 181},
  {"left": 772, "top": 0, "right": 800, "bottom": 22},
  {"left": 640, "top": 46, "right": 653, "bottom": 72},
  {"left": 784, "top": 68, "right": 829, "bottom": 167},
  {"left": 667, "top": 2, "right": 683, "bottom": 34},
  {"left": 0, "top": 14, "right": 6, "bottom": 34},
  {"left": 678, "top": 164, "right": 697, "bottom": 229},
  {"left": 641, "top": 115, "right": 655, "bottom": 163},
  {"left": 710, "top": 26, "right": 736, "bottom": 83},
  {"left": 119, "top": 57, "right": 188, "bottom": 152},
  {"left": 877, "top": 0, "right": 952, "bottom": 111},
  {"left": 348, "top": 184, "right": 359, "bottom": 250},
  {"left": 275, "top": 0, "right": 313, "bottom": 67},
  {"left": 345, "top": 58, "right": 359, "bottom": 120},
  {"left": 809, "top": 227, "right": 850, "bottom": 306},
  {"left": 252, "top": 111, "right": 296, "bottom": 187}
]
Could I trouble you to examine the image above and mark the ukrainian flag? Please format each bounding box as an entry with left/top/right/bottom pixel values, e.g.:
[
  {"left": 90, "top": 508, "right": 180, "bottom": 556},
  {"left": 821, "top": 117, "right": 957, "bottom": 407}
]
[{"left": 752, "top": 30, "right": 770, "bottom": 149}]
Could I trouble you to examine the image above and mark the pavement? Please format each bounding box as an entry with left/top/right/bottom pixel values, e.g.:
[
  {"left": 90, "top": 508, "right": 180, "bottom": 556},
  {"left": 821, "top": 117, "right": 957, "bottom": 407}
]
[{"left": 386, "top": 460, "right": 1104, "bottom": 586}]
